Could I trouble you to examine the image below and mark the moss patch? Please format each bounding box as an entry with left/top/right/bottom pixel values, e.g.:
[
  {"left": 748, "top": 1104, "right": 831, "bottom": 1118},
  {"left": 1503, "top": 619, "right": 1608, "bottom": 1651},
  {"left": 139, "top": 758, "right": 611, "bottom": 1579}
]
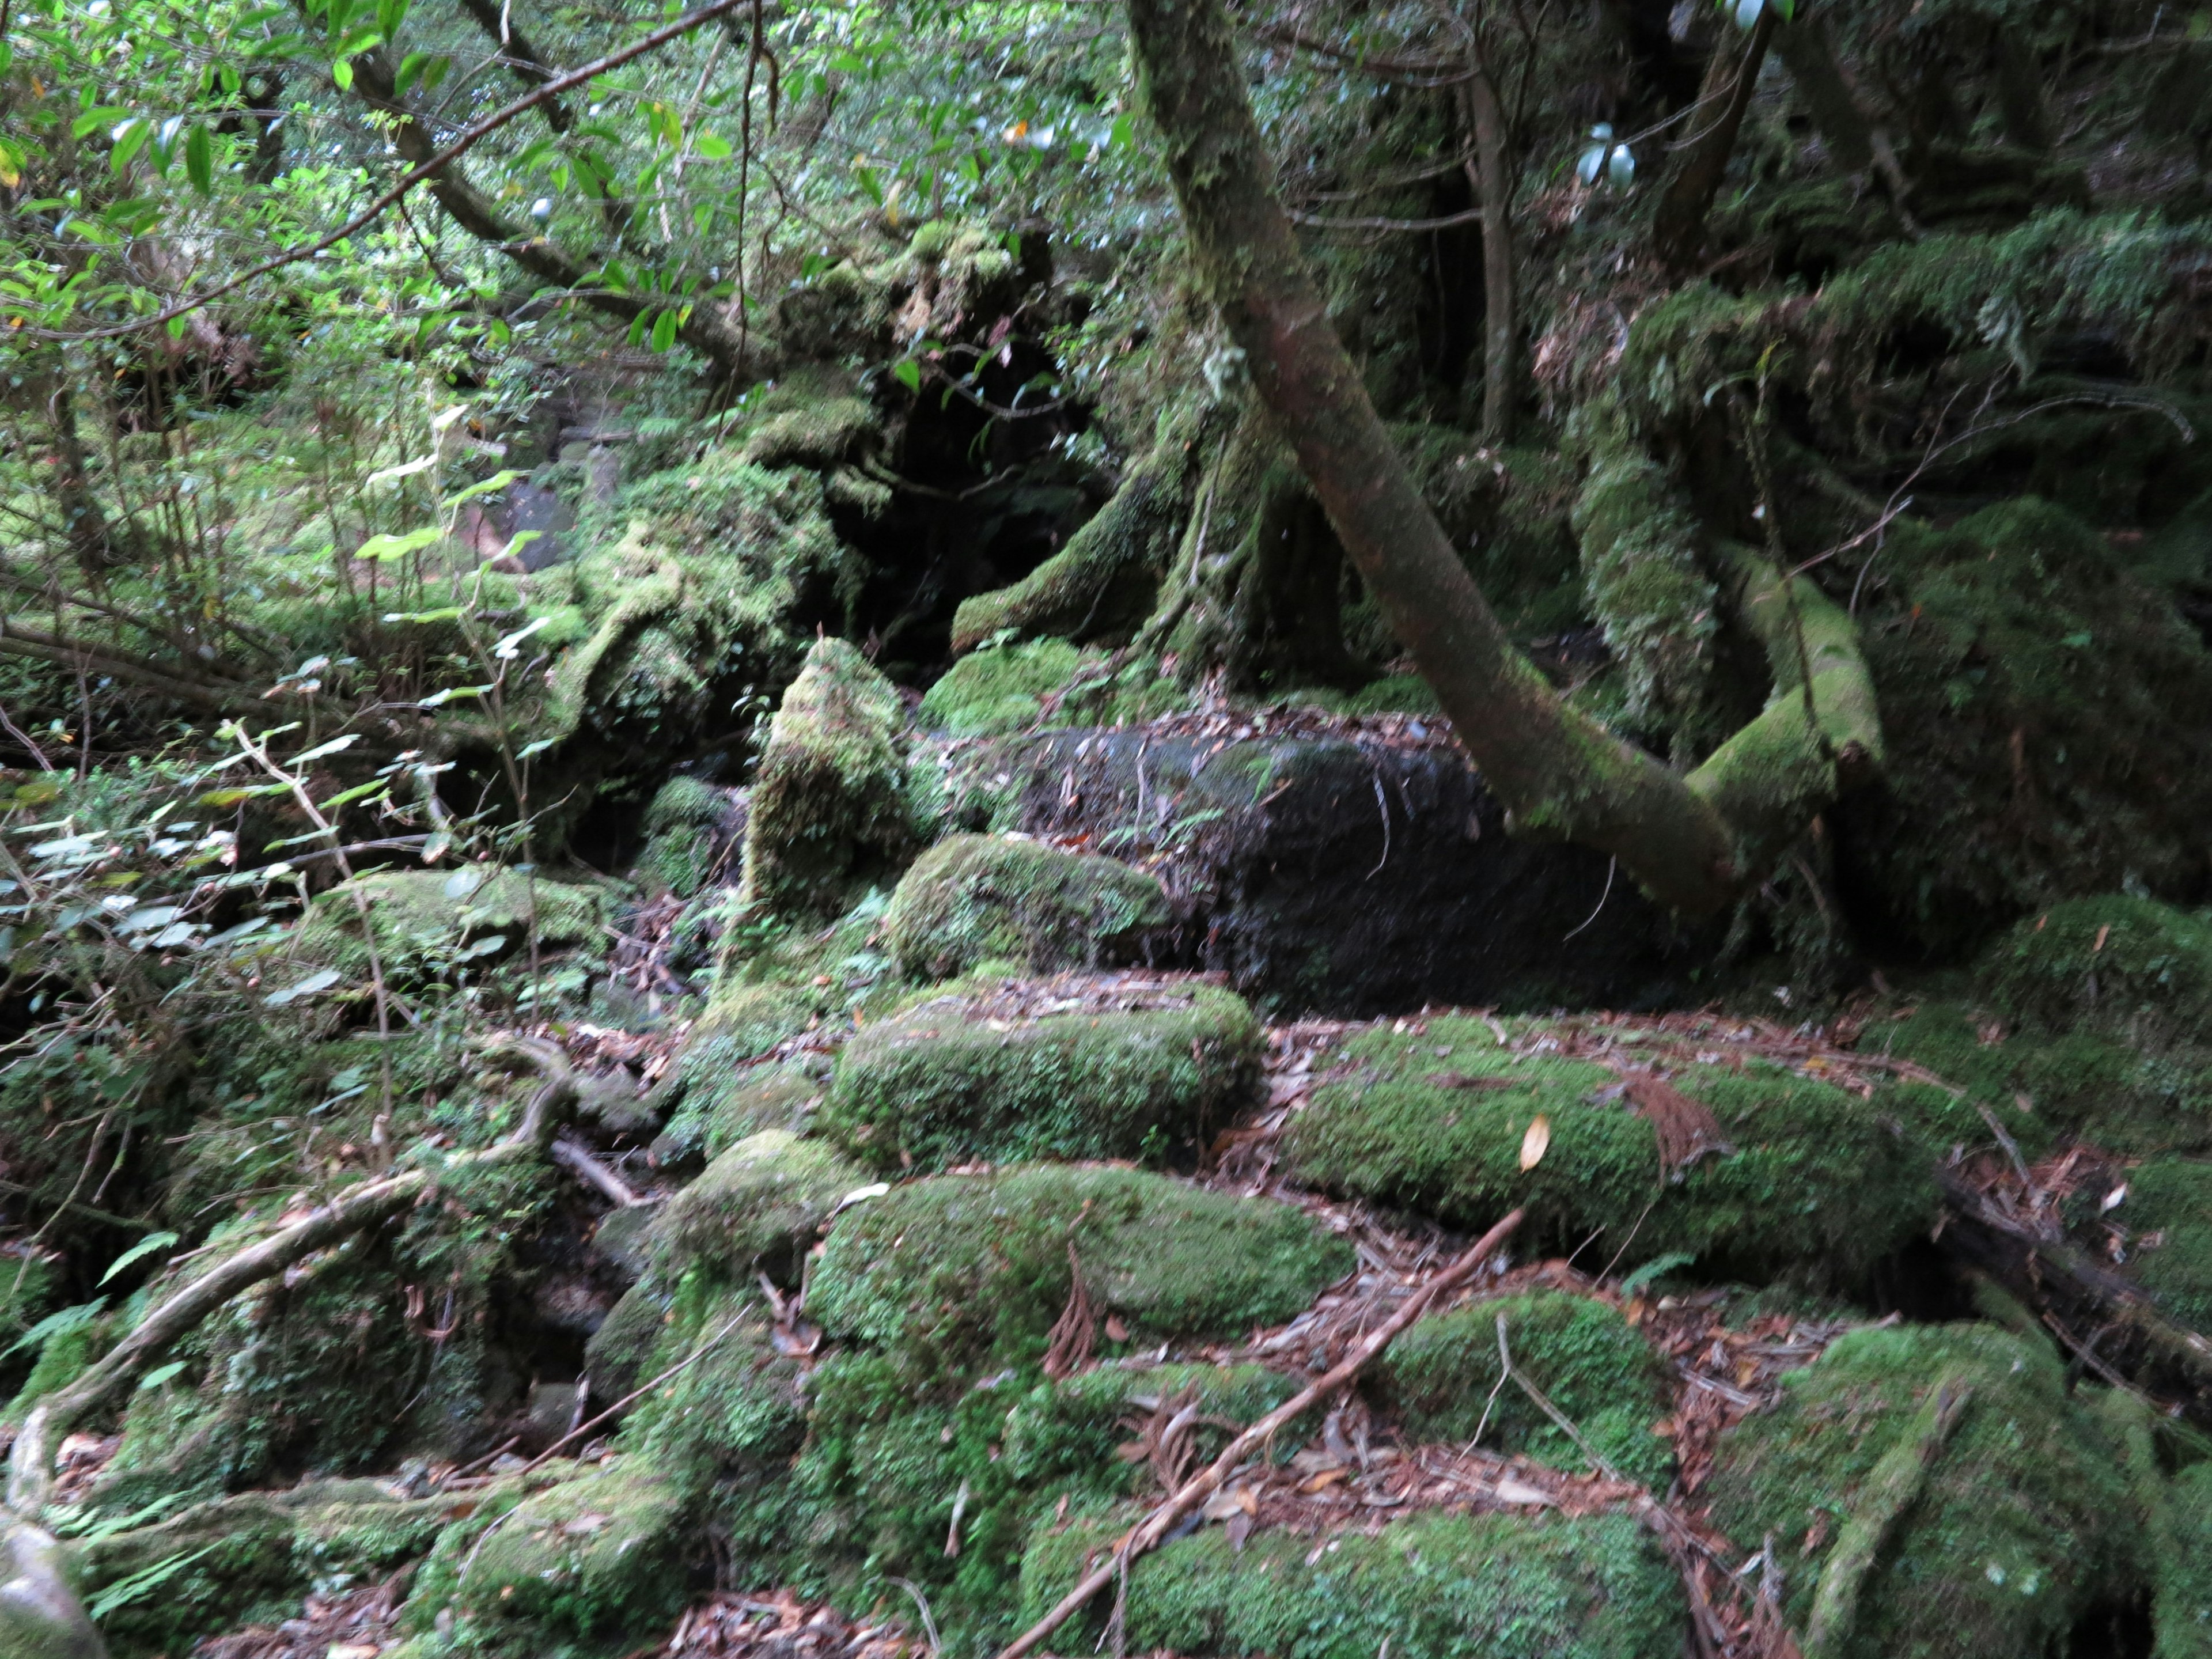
[
  {"left": 1974, "top": 895, "right": 2212, "bottom": 1047},
  {"left": 740, "top": 637, "right": 922, "bottom": 921},
  {"left": 821, "top": 973, "right": 1259, "bottom": 1170},
  {"left": 1018, "top": 1507, "right": 1682, "bottom": 1659},
  {"left": 1281, "top": 1016, "right": 1940, "bottom": 1283},
  {"left": 1369, "top": 1289, "right": 1673, "bottom": 1488},
  {"left": 634, "top": 775, "right": 744, "bottom": 898},
  {"left": 646, "top": 1129, "right": 869, "bottom": 1282},
  {"left": 807, "top": 1164, "right": 1351, "bottom": 1388},
  {"left": 881, "top": 835, "right": 1168, "bottom": 982},
  {"left": 287, "top": 865, "right": 608, "bottom": 988},
  {"left": 2115, "top": 1159, "right": 2212, "bottom": 1333},
  {"left": 1706, "top": 1322, "right": 2138, "bottom": 1659}
]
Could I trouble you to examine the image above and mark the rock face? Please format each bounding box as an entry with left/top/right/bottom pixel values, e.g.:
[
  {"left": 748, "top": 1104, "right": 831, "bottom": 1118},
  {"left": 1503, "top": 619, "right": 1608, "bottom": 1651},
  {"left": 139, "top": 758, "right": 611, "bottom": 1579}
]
[{"left": 945, "top": 726, "right": 1711, "bottom": 1017}]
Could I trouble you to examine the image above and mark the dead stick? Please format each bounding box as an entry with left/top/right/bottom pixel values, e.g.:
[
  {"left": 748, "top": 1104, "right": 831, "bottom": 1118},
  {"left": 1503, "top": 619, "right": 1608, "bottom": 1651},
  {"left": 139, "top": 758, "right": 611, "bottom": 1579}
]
[{"left": 994, "top": 1206, "right": 1525, "bottom": 1659}]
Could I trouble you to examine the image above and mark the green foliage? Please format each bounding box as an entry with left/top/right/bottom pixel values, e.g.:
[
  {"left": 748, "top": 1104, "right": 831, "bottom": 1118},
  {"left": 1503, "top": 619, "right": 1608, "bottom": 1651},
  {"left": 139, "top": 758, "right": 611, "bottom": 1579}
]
[
  {"left": 821, "top": 976, "right": 1260, "bottom": 1170},
  {"left": 1707, "top": 1323, "right": 2139, "bottom": 1659},
  {"left": 1370, "top": 1290, "right": 1674, "bottom": 1488},
  {"left": 808, "top": 1164, "right": 1351, "bottom": 1390},
  {"left": 1018, "top": 1508, "right": 1683, "bottom": 1659},
  {"left": 1282, "top": 1015, "right": 1942, "bottom": 1283},
  {"left": 633, "top": 777, "right": 743, "bottom": 899},
  {"left": 880, "top": 834, "right": 1169, "bottom": 981}
]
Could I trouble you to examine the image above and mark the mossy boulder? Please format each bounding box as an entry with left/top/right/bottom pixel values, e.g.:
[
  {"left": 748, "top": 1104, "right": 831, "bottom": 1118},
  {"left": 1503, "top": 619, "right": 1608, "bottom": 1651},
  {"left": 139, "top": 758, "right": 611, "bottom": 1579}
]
[
  {"left": 821, "top": 972, "right": 1260, "bottom": 1170},
  {"left": 646, "top": 1129, "right": 870, "bottom": 1282},
  {"left": 427, "top": 1462, "right": 694, "bottom": 1646},
  {"left": 1369, "top": 1289, "right": 1673, "bottom": 1488},
  {"left": 633, "top": 775, "right": 744, "bottom": 898},
  {"left": 1975, "top": 895, "right": 2212, "bottom": 1047},
  {"left": 1839, "top": 499, "right": 2212, "bottom": 954},
  {"left": 622, "top": 1289, "right": 809, "bottom": 1482},
  {"left": 1281, "top": 1016, "right": 1941, "bottom": 1282},
  {"left": 659, "top": 1052, "right": 825, "bottom": 1164},
  {"left": 881, "top": 834, "right": 1169, "bottom": 982},
  {"left": 740, "top": 637, "right": 922, "bottom": 919},
  {"left": 1706, "top": 1322, "right": 2138, "bottom": 1659},
  {"left": 807, "top": 1164, "right": 1352, "bottom": 1388},
  {"left": 918, "top": 641, "right": 1187, "bottom": 737},
  {"left": 785, "top": 1357, "right": 1305, "bottom": 1647},
  {"left": 286, "top": 865, "right": 608, "bottom": 987},
  {"left": 1018, "top": 1508, "right": 1683, "bottom": 1659}
]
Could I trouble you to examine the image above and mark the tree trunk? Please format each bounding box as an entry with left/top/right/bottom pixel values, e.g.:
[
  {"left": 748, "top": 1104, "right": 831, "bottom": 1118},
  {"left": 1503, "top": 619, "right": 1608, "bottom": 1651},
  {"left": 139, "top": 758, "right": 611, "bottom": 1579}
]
[
  {"left": 1653, "top": 6, "right": 1779, "bottom": 273},
  {"left": 1124, "top": 0, "right": 1742, "bottom": 914},
  {"left": 1460, "top": 63, "right": 1515, "bottom": 441}
]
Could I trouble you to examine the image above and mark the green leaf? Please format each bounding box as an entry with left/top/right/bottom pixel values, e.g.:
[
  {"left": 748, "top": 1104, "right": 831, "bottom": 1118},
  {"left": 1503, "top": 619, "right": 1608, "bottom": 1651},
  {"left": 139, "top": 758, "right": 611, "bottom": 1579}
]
[
  {"left": 289, "top": 732, "right": 363, "bottom": 766},
  {"left": 109, "top": 118, "right": 150, "bottom": 174},
  {"left": 355, "top": 527, "right": 443, "bottom": 561},
  {"left": 1620, "top": 1251, "right": 1699, "bottom": 1295},
  {"left": 89, "top": 1543, "right": 221, "bottom": 1621},
  {"left": 198, "top": 783, "right": 290, "bottom": 806},
  {"left": 137, "top": 1359, "right": 188, "bottom": 1392},
  {"left": 184, "top": 124, "right": 212, "bottom": 195},
  {"left": 100, "top": 1230, "right": 179, "bottom": 1285},
  {"left": 441, "top": 468, "right": 521, "bottom": 510},
  {"left": 418, "top": 683, "right": 492, "bottom": 708},
  {"left": 694, "top": 130, "right": 732, "bottom": 161},
  {"left": 264, "top": 967, "right": 342, "bottom": 1006},
  {"left": 891, "top": 358, "right": 922, "bottom": 393},
  {"left": 381, "top": 607, "right": 464, "bottom": 624},
  {"left": 332, "top": 56, "right": 354, "bottom": 90},
  {"left": 649, "top": 309, "right": 679, "bottom": 352},
  {"left": 315, "top": 778, "right": 390, "bottom": 812}
]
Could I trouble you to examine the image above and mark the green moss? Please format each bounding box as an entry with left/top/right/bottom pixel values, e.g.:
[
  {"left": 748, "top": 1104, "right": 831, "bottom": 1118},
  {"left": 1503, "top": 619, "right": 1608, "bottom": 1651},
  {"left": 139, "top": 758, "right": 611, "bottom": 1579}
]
[
  {"left": 785, "top": 1355, "right": 1305, "bottom": 1652},
  {"left": 659, "top": 1052, "right": 825, "bottom": 1164},
  {"left": 740, "top": 636, "right": 922, "bottom": 920},
  {"left": 634, "top": 775, "right": 742, "bottom": 898},
  {"left": 2115, "top": 1160, "right": 2212, "bottom": 1333},
  {"left": 2169, "top": 1463, "right": 2212, "bottom": 1646},
  {"left": 821, "top": 975, "right": 1259, "bottom": 1170},
  {"left": 1975, "top": 896, "right": 2212, "bottom": 1047},
  {"left": 1281, "top": 1015, "right": 1939, "bottom": 1283},
  {"left": 920, "top": 639, "right": 1084, "bottom": 736},
  {"left": 647, "top": 1130, "right": 869, "bottom": 1282},
  {"left": 1849, "top": 500, "right": 2212, "bottom": 953},
  {"left": 1344, "top": 673, "right": 1442, "bottom": 715},
  {"left": 286, "top": 865, "right": 608, "bottom": 988},
  {"left": 1706, "top": 1322, "right": 2138, "bottom": 1659},
  {"left": 1018, "top": 1508, "right": 1681, "bottom": 1659},
  {"left": 621, "top": 1286, "right": 810, "bottom": 1483},
  {"left": 435, "top": 1462, "right": 694, "bottom": 1645},
  {"left": 808, "top": 1164, "right": 1351, "bottom": 1388},
  {"left": 1861, "top": 997, "right": 2209, "bottom": 1156},
  {"left": 881, "top": 835, "right": 1168, "bottom": 982},
  {"left": 1370, "top": 1290, "right": 1673, "bottom": 1488},
  {"left": 738, "top": 365, "right": 883, "bottom": 473}
]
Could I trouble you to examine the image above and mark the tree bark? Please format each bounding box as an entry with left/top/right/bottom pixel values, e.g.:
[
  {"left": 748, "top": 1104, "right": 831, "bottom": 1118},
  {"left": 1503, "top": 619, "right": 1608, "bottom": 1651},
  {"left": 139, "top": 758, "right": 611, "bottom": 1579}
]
[
  {"left": 1654, "top": 6, "right": 1779, "bottom": 273},
  {"left": 1459, "top": 62, "right": 1515, "bottom": 441},
  {"left": 1125, "top": 0, "right": 1741, "bottom": 914}
]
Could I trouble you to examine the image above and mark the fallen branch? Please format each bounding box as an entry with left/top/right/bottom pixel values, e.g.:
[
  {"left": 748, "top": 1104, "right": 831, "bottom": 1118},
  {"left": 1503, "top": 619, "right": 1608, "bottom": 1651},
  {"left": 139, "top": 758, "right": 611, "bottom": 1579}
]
[
  {"left": 994, "top": 1207, "right": 1525, "bottom": 1659},
  {"left": 1801, "top": 1369, "right": 1973, "bottom": 1659}
]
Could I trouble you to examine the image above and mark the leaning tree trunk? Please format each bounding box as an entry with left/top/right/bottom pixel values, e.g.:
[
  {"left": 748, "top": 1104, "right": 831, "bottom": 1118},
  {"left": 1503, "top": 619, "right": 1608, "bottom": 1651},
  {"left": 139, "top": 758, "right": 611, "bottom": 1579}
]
[
  {"left": 1125, "top": 0, "right": 1744, "bottom": 913},
  {"left": 1123, "top": 0, "right": 1882, "bottom": 916}
]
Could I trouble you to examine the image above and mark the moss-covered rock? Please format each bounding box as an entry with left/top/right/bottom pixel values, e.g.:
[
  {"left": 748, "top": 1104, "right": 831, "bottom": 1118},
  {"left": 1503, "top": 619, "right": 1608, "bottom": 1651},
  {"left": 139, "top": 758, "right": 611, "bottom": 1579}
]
[
  {"left": 1975, "top": 895, "right": 2212, "bottom": 1047},
  {"left": 1281, "top": 1015, "right": 1942, "bottom": 1282},
  {"left": 740, "top": 636, "right": 922, "bottom": 919},
  {"left": 286, "top": 865, "right": 608, "bottom": 988},
  {"left": 658, "top": 1051, "right": 826, "bottom": 1164},
  {"left": 633, "top": 775, "right": 745, "bottom": 898},
  {"left": 786, "top": 1357, "right": 1305, "bottom": 1648},
  {"left": 1839, "top": 499, "right": 2212, "bottom": 954},
  {"left": 1369, "top": 1289, "right": 1673, "bottom": 1488},
  {"left": 881, "top": 835, "right": 1169, "bottom": 982},
  {"left": 918, "top": 641, "right": 1188, "bottom": 737},
  {"left": 808, "top": 1164, "right": 1351, "bottom": 1388},
  {"left": 1706, "top": 1322, "right": 2138, "bottom": 1659},
  {"left": 623, "top": 1289, "right": 810, "bottom": 1484},
  {"left": 2113, "top": 1159, "right": 2212, "bottom": 1334},
  {"left": 1018, "top": 1507, "right": 1683, "bottom": 1659},
  {"left": 821, "top": 973, "right": 1259, "bottom": 1170},
  {"left": 646, "top": 1129, "right": 869, "bottom": 1282},
  {"left": 425, "top": 1461, "right": 694, "bottom": 1646}
]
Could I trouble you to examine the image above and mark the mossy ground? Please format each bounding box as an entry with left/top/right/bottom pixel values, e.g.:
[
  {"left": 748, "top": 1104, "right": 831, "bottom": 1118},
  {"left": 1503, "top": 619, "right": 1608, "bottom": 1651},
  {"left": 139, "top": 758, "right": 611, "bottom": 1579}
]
[
  {"left": 1281, "top": 1015, "right": 1945, "bottom": 1283},
  {"left": 1017, "top": 1507, "right": 1682, "bottom": 1659},
  {"left": 821, "top": 975, "right": 1260, "bottom": 1169},
  {"left": 880, "top": 834, "right": 1168, "bottom": 982},
  {"left": 1369, "top": 1289, "right": 1673, "bottom": 1488},
  {"left": 1706, "top": 1322, "right": 2138, "bottom": 1659}
]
